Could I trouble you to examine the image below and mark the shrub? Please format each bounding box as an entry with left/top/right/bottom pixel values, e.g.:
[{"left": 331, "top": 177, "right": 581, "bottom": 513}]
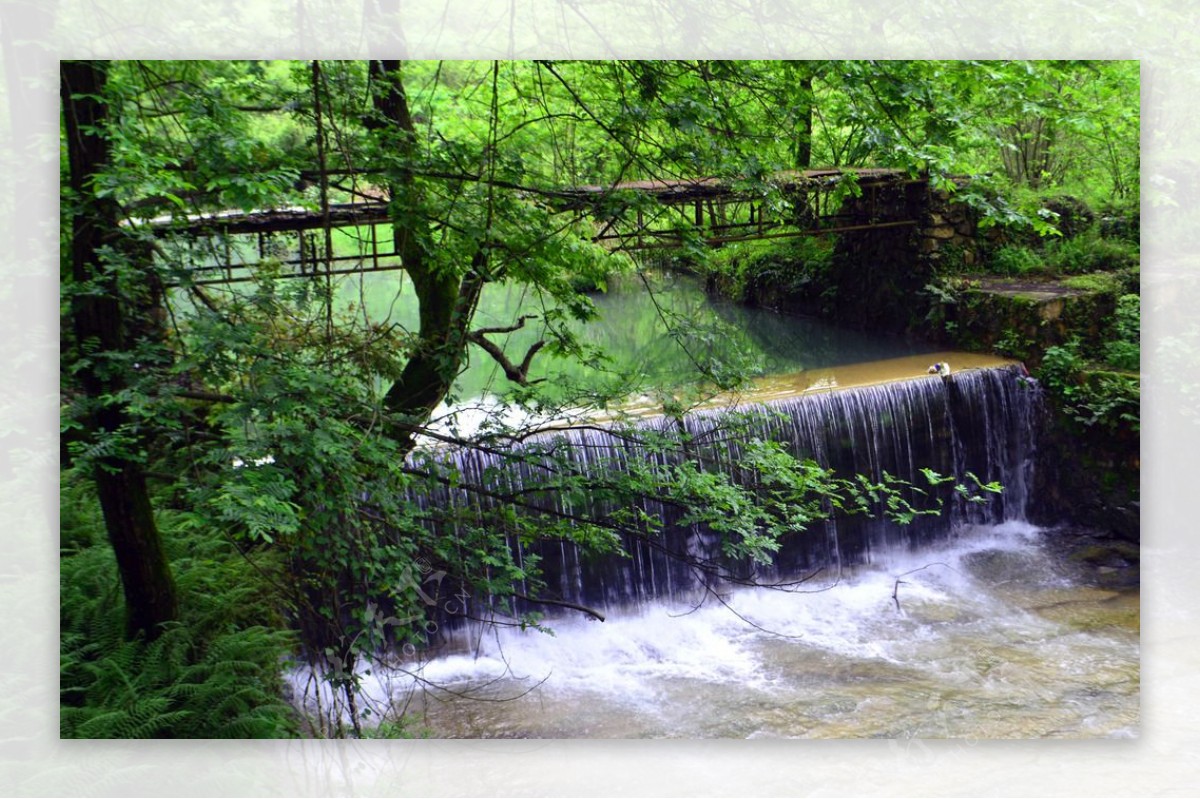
[
  {"left": 60, "top": 480, "right": 300, "bottom": 738},
  {"left": 1038, "top": 342, "right": 1082, "bottom": 392},
  {"left": 1041, "top": 195, "right": 1095, "bottom": 239},
  {"left": 1104, "top": 294, "right": 1140, "bottom": 372},
  {"left": 1037, "top": 341, "right": 1139, "bottom": 432},
  {"left": 1096, "top": 201, "right": 1140, "bottom": 243},
  {"left": 993, "top": 328, "right": 1035, "bottom": 361},
  {"left": 60, "top": 612, "right": 299, "bottom": 738},
  {"left": 931, "top": 243, "right": 969, "bottom": 274},
  {"left": 701, "top": 237, "right": 832, "bottom": 298},
  {"left": 988, "top": 244, "right": 1044, "bottom": 277},
  {"left": 1043, "top": 230, "right": 1139, "bottom": 275}
]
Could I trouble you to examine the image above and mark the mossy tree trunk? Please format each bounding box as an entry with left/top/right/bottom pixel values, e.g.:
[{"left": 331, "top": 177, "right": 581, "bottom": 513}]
[{"left": 795, "top": 73, "right": 814, "bottom": 170}]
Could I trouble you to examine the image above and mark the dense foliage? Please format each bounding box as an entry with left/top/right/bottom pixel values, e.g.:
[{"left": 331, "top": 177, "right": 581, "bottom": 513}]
[
  {"left": 60, "top": 59, "right": 1136, "bottom": 737},
  {"left": 60, "top": 474, "right": 298, "bottom": 738}
]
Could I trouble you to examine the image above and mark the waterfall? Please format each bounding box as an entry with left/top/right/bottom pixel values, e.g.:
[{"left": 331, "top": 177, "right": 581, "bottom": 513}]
[{"left": 405, "top": 364, "right": 1041, "bottom": 617}]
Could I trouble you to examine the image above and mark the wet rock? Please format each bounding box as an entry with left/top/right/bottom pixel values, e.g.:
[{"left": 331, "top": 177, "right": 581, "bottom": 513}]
[
  {"left": 961, "top": 547, "right": 1051, "bottom": 584},
  {"left": 1041, "top": 527, "right": 1140, "bottom": 589}
]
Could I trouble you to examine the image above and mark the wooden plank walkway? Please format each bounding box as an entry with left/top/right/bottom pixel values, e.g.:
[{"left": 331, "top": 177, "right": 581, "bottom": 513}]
[{"left": 140, "top": 200, "right": 392, "bottom": 236}]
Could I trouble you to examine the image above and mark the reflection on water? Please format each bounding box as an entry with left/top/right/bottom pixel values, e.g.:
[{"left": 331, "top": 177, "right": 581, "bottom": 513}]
[
  {"left": 611, "top": 350, "right": 1021, "bottom": 420},
  {"left": 339, "top": 270, "right": 945, "bottom": 403},
  {"left": 341, "top": 269, "right": 1013, "bottom": 439},
  {"left": 323, "top": 522, "right": 1137, "bottom": 739}
]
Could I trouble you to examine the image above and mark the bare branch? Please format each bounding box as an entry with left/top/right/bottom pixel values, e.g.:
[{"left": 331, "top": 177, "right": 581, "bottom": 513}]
[
  {"left": 511, "top": 593, "right": 605, "bottom": 622},
  {"left": 471, "top": 314, "right": 538, "bottom": 337},
  {"left": 466, "top": 316, "right": 547, "bottom": 386}
]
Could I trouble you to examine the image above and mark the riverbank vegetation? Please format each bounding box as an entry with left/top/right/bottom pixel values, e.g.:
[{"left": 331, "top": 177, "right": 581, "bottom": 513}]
[{"left": 60, "top": 59, "right": 1138, "bottom": 737}]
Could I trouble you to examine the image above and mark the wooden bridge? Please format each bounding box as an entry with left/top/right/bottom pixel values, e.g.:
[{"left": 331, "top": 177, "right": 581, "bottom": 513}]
[{"left": 144, "top": 168, "right": 927, "bottom": 286}]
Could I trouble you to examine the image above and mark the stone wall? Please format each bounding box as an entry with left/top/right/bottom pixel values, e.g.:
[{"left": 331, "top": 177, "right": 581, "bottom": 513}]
[
  {"left": 825, "top": 181, "right": 1006, "bottom": 334},
  {"left": 715, "top": 180, "right": 1140, "bottom": 545},
  {"left": 825, "top": 179, "right": 933, "bottom": 332},
  {"left": 935, "top": 278, "right": 1129, "bottom": 369},
  {"left": 1030, "top": 391, "right": 1140, "bottom": 545},
  {"left": 919, "top": 186, "right": 993, "bottom": 269}
]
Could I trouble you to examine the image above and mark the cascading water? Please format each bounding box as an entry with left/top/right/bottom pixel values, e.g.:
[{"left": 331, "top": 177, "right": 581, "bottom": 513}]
[
  {"left": 289, "top": 362, "right": 1139, "bottom": 738},
  {"left": 410, "top": 364, "right": 1040, "bottom": 613}
]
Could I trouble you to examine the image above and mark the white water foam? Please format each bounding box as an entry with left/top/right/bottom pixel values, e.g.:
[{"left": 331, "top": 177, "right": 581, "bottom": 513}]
[
  {"left": 291, "top": 520, "right": 1139, "bottom": 738},
  {"left": 292, "top": 520, "right": 1126, "bottom": 734}
]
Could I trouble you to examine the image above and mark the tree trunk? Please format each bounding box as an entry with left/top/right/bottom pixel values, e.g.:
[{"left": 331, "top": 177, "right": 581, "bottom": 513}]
[
  {"left": 366, "top": 60, "right": 487, "bottom": 450},
  {"left": 61, "top": 60, "right": 178, "bottom": 639},
  {"left": 795, "top": 74, "right": 814, "bottom": 170}
]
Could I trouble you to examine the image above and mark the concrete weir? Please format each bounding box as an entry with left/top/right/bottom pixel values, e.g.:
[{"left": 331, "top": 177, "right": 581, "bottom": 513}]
[
  {"left": 409, "top": 360, "right": 1042, "bottom": 612},
  {"left": 611, "top": 351, "right": 1022, "bottom": 418}
]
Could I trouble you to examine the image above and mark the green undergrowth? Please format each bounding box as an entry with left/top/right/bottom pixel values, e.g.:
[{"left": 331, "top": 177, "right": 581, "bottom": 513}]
[
  {"left": 60, "top": 471, "right": 300, "bottom": 738},
  {"left": 1041, "top": 230, "right": 1139, "bottom": 275},
  {"left": 1037, "top": 338, "right": 1139, "bottom": 433},
  {"left": 928, "top": 192, "right": 1139, "bottom": 386},
  {"left": 1060, "top": 272, "right": 1124, "bottom": 294},
  {"left": 983, "top": 232, "right": 1138, "bottom": 280},
  {"left": 699, "top": 236, "right": 834, "bottom": 300}
]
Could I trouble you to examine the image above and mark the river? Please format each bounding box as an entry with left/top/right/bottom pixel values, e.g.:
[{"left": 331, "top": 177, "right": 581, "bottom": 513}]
[
  {"left": 341, "top": 269, "right": 946, "bottom": 403},
  {"left": 387, "top": 522, "right": 1138, "bottom": 739}
]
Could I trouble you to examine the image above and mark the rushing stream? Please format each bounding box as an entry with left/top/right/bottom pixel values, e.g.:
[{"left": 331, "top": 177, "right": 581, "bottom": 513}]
[
  {"left": 390, "top": 522, "right": 1138, "bottom": 739},
  {"left": 288, "top": 268, "right": 1138, "bottom": 739}
]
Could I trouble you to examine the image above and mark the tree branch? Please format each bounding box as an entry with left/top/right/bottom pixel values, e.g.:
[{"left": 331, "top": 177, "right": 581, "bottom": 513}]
[
  {"left": 466, "top": 316, "right": 547, "bottom": 386},
  {"left": 174, "top": 389, "right": 237, "bottom": 403},
  {"left": 471, "top": 314, "right": 537, "bottom": 337},
  {"left": 511, "top": 593, "right": 605, "bottom": 622}
]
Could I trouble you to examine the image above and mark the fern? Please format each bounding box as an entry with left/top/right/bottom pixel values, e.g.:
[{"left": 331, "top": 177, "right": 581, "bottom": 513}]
[
  {"left": 61, "top": 484, "right": 300, "bottom": 738},
  {"left": 61, "top": 611, "right": 298, "bottom": 738}
]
